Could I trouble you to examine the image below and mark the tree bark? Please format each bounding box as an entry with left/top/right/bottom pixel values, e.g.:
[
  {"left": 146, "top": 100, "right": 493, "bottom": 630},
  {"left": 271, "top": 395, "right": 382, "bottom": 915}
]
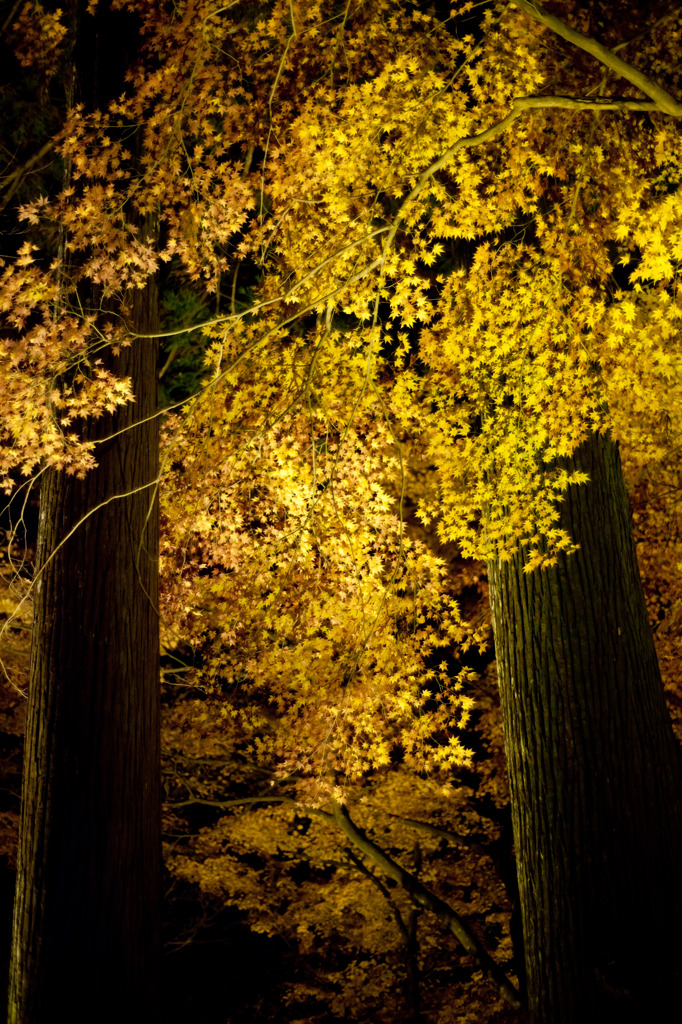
[
  {"left": 7, "top": 280, "right": 160, "bottom": 1024},
  {"left": 487, "top": 431, "right": 682, "bottom": 1023}
]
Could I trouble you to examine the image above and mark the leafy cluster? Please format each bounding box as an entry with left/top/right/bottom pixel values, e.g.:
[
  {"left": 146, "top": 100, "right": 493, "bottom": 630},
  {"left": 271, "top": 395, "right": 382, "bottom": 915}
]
[{"left": 160, "top": 318, "right": 481, "bottom": 797}]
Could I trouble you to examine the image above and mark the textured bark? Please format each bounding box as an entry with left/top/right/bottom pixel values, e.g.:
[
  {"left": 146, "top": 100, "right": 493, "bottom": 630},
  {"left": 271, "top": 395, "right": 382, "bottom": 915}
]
[
  {"left": 487, "top": 431, "right": 682, "bottom": 1024},
  {"left": 8, "top": 281, "right": 160, "bottom": 1024}
]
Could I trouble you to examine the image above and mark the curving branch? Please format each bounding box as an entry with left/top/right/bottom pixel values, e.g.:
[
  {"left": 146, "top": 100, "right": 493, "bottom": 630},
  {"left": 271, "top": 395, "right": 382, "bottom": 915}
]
[
  {"left": 164, "top": 794, "right": 297, "bottom": 809},
  {"left": 383, "top": 89, "right": 667, "bottom": 256},
  {"left": 163, "top": 787, "right": 521, "bottom": 1008},
  {"left": 0, "top": 140, "right": 55, "bottom": 214},
  {"left": 326, "top": 800, "right": 523, "bottom": 1011},
  {"left": 346, "top": 847, "right": 423, "bottom": 1021},
  {"left": 387, "top": 812, "right": 491, "bottom": 856},
  {"left": 345, "top": 848, "right": 413, "bottom": 944},
  {"left": 512, "top": 0, "right": 682, "bottom": 115},
  {"left": 387, "top": 1, "right": 682, "bottom": 245}
]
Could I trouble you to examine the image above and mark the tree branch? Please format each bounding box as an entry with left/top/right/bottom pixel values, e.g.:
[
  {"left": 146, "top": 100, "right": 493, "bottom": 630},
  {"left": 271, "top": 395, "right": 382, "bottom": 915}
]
[
  {"left": 345, "top": 848, "right": 412, "bottom": 944},
  {"left": 384, "top": 90, "right": 661, "bottom": 255},
  {"left": 347, "top": 847, "right": 424, "bottom": 1021},
  {"left": 164, "top": 795, "right": 297, "bottom": 809},
  {"left": 0, "top": 140, "right": 55, "bottom": 213},
  {"left": 612, "top": 6, "right": 682, "bottom": 55},
  {"left": 387, "top": 813, "right": 490, "bottom": 856},
  {"left": 328, "top": 800, "right": 522, "bottom": 1011},
  {"left": 164, "top": 788, "right": 520, "bottom": 1008},
  {"left": 0, "top": 0, "right": 23, "bottom": 37},
  {"left": 512, "top": 0, "right": 682, "bottom": 115}
]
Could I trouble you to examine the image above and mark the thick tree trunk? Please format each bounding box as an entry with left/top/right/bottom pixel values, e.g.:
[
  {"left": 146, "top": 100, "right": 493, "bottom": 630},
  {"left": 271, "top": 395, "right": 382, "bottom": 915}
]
[
  {"left": 487, "top": 431, "right": 682, "bottom": 1024},
  {"left": 8, "top": 281, "right": 160, "bottom": 1024}
]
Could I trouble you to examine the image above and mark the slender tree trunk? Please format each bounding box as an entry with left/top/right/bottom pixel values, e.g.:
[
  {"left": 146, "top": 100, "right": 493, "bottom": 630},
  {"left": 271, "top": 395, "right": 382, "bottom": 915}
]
[
  {"left": 8, "top": 279, "right": 160, "bottom": 1023},
  {"left": 487, "top": 431, "right": 682, "bottom": 1024}
]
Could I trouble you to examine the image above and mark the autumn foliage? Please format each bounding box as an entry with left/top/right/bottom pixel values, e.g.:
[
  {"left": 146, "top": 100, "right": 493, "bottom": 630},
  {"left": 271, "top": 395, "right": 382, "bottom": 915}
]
[{"left": 1, "top": 0, "right": 682, "bottom": 1020}]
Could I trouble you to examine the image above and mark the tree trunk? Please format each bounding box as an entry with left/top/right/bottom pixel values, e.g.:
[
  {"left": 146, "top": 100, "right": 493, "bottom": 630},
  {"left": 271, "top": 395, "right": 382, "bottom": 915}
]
[
  {"left": 487, "top": 431, "right": 682, "bottom": 1024},
  {"left": 8, "top": 280, "right": 160, "bottom": 1024}
]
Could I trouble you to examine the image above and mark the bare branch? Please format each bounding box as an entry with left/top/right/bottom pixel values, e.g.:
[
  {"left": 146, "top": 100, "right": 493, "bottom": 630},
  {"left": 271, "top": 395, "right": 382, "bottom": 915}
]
[
  {"left": 0, "top": 0, "right": 23, "bottom": 37},
  {"left": 0, "top": 140, "right": 55, "bottom": 213},
  {"left": 163, "top": 788, "right": 520, "bottom": 1008},
  {"left": 512, "top": 94, "right": 656, "bottom": 112},
  {"left": 345, "top": 848, "right": 412, "bottom": 944},
  {"left": 387, "top": 813, "right": 490, "bottom": 856},
  {"left": 384, "top": 90, "right": 660, "bottom": 255},
  {"left": 512, "top": 0, "right": 682, "bottom": 115},
  {"left": 612, "top": 6, "right": 682, "bottom": 55},
  {"left": 329, "top": 800, "right": 522, "bottom": 1011},
  {"left": 164, "top": 795, "right": 297, "bottom": 809}
]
